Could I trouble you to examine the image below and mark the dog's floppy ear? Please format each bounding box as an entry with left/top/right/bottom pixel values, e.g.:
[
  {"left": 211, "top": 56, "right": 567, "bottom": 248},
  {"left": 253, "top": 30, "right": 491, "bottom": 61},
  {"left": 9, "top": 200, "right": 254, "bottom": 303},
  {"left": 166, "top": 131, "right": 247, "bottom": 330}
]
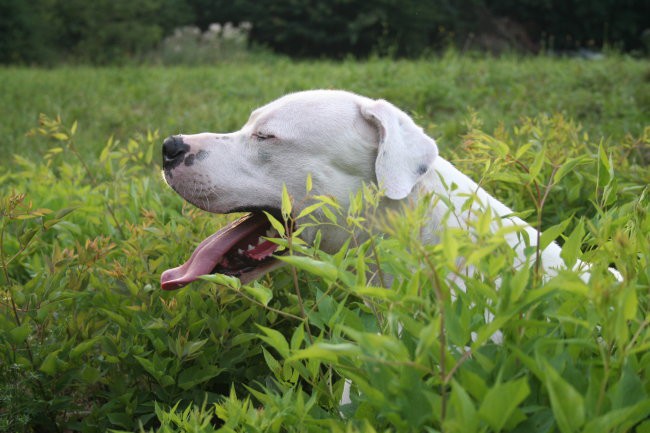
[{"left": 360, "top": 99, "right": 438, "bottom": 200}]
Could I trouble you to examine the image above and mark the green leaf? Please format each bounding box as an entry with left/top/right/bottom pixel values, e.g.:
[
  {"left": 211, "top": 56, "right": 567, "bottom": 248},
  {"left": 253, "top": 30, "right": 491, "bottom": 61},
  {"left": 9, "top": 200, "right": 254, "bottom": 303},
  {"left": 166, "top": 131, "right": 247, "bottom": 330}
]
[
  {"left": 278, "top": 255, "right": 338, "bottom": 281},
  {"left": 296, "top": 201, "right": 325, "bottom": 220},
  {"left": 257, "top": 325, "right": 290, "bottom": 358},
  {"left": 40, "top": 350, "right": 62, "bottom": 375},
  {"left": 353, "top": 286, "right": 398, "bottom": 300},
  {"left": 597, "top": 142, "right": 612, "bottom": 187},
  {"left": 134, "top": 355, "right": 157, "bottom": 377},
  {"left": 478, "top": 377, "right": 530, "bottom": 431},
  {"left": 553, "top": 156, "right": 590, "bottom": 184},
  {"left": 539, "top": 218, "right": 571, "bottom": 251},
  {"left": 281, "top": 183, "right": 292, "bottom": 221},
  {"left": 442, "top": 227, "right": 459, "bottom": 266},
  {"left": 492, "top": 171, "right": 523, "bottom": 183},
  {"left": 288, "top": 342, "right": 360, "bottom": 363},
  {"left": 20, "top": 227, "right": 40, "bottom": 245},
  {"left": 243, "top": 283, "right": 273, "bottom": 306},
  {"left": 70, "top": 336, "right": 102, "bottom": 360},
  {"left": 80, "top": 365, "right": 102, "bottom": 384},
  {"left": 262, "top": 347, "right": 282, "bottom": 373},
  {"left": 182, "top": 338, "right": 208, "bottom": 359},
  {"left": 514, "top": 142, "right": 533, "bottom": 159},
  {"left": 509, "top": 265, "right": 530, "bottom": 303},
  {"left": 583, "top": 400, "right": 650, "bottom": 433},
  {"left": 544, "top": 273, "right": 589, "bottom": 296},
  {"left": 560, "top": 218, "right": 585, "bottom": 268},
  {"left": 445, "top": 303, "right": 470, "bottom": 346},
  {"left": 312, "top": 194, "right": 341, "bottom": 210},
  {"left": 290, "top": 323, "right": 305, "bottom": 351},
  {"left": 199, "top": 273, "right": 241, "bottom": 289},
  {"left": 541, "top": 360, "right": 585, "bottom": 433},
  {"left": 446, "top": 381, "right": 479, "bottom": 433},
  {"left": 264, "top": 211, "right": 286, "bottom": 237},
  {"left": 621, "top": 286, "right": 638, "bottom": 322},
  {"left": 99, "top": 308, "right": 128, "bottom": 328},
  {"left": 528, "top": 148, "right": 546, "bottom": 181},
  {"left": 43, "top": 206, "right": 78, "bottom": 229},
  {"left": 610, "top": 359, "right": 646, "bottom": 409},
  {"left": 9, "top": 323, "right": 31, "bottom": 345},
  {"left": 321, "top": 204, "right": 339, "bottom": 224},
  {"left": 135, "top": 355, "right": 174, "bottom": 386},
  {"left": 177, "top": 365, "right": 224, "bottom": 390}
]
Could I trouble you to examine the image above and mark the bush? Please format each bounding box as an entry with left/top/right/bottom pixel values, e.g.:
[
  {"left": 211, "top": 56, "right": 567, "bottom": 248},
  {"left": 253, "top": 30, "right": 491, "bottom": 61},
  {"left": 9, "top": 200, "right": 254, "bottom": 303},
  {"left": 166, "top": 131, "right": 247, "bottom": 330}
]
[
  {"left": 145, "top": 23, "right": 259, "bottom": 65},
  {"left": 202, "top": 0, "right": 650, "bottom": 57},
  {"left": 0, "top": 0, "right": 193, "bottom": 65},
  {"left": 0, "top": 0, "right": 61, "bottom": 65},
  {"left": 1, "top": 108, "right": 648, "bottom": 432},
  {"left": 238, "top": 0, "right": 445, "bottom": 58},
  {"left": 486, "top": 0, "right": 650, "bottom": 52}
]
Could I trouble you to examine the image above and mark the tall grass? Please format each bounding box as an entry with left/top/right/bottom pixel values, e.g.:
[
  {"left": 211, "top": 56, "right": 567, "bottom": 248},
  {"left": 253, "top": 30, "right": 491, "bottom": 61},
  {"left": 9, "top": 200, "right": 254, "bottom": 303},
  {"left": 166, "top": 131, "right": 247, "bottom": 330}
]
[
  {"left": 1, "top": 56, "right": 649, "bottom": 432},
  {"left": 1, "top": 54, "right": 648, "bottom": 162}
]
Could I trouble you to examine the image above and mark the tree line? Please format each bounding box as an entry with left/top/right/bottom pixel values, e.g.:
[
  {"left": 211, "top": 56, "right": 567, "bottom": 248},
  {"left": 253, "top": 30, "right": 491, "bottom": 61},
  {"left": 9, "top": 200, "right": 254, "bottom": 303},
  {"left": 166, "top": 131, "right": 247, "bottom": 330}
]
[{"left": 1, "top": 0, "right": 648, "bottom": 64}]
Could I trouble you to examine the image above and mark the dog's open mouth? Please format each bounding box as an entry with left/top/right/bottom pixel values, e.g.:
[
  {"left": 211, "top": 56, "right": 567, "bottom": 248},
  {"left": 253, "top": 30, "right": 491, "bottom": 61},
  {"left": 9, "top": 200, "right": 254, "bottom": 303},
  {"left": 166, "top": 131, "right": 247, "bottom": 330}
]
[{"left": 160, "top": 212, "right": 284, "bottom": 290}]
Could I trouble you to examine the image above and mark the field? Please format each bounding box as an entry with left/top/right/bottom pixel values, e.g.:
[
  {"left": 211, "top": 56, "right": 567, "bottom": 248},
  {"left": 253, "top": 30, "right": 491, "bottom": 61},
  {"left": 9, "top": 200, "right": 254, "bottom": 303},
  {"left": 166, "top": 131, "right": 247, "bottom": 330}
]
[{"left": 1, "top": 55, "right": 649, "bottom": 432}]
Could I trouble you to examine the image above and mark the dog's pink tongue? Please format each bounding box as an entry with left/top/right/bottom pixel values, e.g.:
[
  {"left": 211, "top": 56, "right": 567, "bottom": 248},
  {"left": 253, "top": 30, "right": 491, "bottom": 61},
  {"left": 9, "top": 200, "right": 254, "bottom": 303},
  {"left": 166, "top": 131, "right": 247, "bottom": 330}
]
[{"left": 160, "top": 214, "right": 265, "bottom": 290}]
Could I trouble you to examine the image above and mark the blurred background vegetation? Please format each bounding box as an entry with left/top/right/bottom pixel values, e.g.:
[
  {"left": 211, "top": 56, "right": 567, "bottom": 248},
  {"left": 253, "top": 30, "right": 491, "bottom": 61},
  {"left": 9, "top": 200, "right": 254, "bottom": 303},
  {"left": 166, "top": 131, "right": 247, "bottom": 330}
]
[{"left": 1, "top": 0, "right": 649, "bottom": 65}]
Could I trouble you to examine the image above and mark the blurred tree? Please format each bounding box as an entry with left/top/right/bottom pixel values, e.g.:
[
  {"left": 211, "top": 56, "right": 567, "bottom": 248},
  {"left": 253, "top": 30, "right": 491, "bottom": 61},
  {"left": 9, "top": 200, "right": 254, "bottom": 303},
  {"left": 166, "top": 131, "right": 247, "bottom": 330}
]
[
  {"left": 53, "top": 0, "right": 193, "bottom": 64},
  {"left": 487, "top": 0, "right": 650, "bottom": 51},
  {"left": 238, "top": 0, "right": 451, "bottom": 58},
  {"left": 0, "top": 0, "right": 193, "bottom": 64},
  {"left": 0, "top": 0, "right": 61, "bottom": 64},
  {"left": 184, "top": 0, "right": 247, "bottom": 31},
  {"left": 1, "top": 0, "right": 648, "bottom": 64}
]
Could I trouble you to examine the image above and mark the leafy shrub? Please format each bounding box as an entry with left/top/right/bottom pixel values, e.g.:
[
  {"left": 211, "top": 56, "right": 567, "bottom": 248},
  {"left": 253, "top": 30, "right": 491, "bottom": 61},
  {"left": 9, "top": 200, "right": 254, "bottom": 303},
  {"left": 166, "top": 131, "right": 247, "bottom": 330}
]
[
  {"left": 145, "top": 22, "right": 264, "bottom": 65},
  {"left": 1, "top": 108, "right": 648, "bottom": 432},
  {"left": 486, "top": 0, "right": 650, "bottom": 52},
  {"left": 179, "top": 0, "right": 650, "bottom": 57},
  {"left": 0, "top": 0, "right": 193, "bottom": 65},
  {"left": 0, "top": 0, "right": 60, "bottom": 64}
]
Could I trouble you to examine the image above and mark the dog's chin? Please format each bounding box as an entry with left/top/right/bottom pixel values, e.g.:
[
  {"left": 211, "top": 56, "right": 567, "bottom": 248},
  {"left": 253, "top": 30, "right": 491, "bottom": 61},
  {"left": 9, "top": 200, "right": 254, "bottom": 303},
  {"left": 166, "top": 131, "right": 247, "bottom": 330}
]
[{"left": 161, "top": 210, "right": 285, "bottom": 290}]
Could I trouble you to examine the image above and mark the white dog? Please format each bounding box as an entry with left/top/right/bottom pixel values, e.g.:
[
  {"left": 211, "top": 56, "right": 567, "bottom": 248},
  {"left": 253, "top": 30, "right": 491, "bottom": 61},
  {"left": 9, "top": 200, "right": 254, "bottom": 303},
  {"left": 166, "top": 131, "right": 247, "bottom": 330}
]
[{"left": 161, "top": 89, "right": 573, "bottom": 290}]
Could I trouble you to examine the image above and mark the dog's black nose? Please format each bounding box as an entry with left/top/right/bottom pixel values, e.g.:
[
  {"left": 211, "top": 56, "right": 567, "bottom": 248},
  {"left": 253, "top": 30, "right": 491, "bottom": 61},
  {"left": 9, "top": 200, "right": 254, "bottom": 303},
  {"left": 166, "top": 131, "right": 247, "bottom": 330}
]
[{"left": 162, "top": 135, "right": 189, "bottom": 168}]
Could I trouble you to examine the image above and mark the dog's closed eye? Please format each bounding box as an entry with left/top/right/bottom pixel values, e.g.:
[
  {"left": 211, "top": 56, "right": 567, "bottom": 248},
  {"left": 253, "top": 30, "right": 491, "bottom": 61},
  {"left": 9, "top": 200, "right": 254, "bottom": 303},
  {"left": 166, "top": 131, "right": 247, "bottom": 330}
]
[{"left": 253, "top": 132, "right": 276, "bottom": 141}]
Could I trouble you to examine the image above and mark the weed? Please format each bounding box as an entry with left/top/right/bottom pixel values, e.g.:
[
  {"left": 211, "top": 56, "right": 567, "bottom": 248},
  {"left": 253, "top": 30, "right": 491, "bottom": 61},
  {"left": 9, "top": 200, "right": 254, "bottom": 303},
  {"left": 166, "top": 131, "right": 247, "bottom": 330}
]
[{"left": 1, "top": 105, "right": 648, "bottom": 431}]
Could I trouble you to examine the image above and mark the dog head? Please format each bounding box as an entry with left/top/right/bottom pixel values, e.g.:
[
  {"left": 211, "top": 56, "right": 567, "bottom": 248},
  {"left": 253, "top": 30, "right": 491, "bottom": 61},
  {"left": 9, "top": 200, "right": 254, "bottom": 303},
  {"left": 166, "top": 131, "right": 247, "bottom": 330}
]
[{"left": 161, "top": 90, "right": 437, "bottom": 289}]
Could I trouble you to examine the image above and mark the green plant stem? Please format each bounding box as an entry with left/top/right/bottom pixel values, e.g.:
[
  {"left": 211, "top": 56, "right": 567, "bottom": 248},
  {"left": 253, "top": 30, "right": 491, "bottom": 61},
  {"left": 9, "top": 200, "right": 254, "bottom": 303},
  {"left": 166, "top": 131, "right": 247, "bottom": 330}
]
[
  {"left": 286, "top": 212, "right": 314, "bottom": 344},
  {"left": 595, "top": 344, "right": 612, "bottom": 416},
  {"left": 625, "top": 317, "right": 650, "bottom": 355},
  {"left": 233, "top": 287, "right": 304, "bottom": 322},
  {"left": 534, "top": 165, "right": 559, "bottom": 282},
  {"left": 443, "top": 349, "right": 472, "bottom": 385},
  {"left": 67, "top": 140, "right": 127, "bottom": 239},
  {"left": 417, "top": 243, "right": 448, "bottom": 422}
]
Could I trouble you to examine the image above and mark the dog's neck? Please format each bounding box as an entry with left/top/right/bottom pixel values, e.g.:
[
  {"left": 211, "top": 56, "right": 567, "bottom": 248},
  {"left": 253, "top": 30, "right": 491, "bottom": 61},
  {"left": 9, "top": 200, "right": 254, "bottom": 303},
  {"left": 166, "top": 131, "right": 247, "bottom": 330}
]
[{"left": 414, "top": 156, "right": 566, "bottom": 275}]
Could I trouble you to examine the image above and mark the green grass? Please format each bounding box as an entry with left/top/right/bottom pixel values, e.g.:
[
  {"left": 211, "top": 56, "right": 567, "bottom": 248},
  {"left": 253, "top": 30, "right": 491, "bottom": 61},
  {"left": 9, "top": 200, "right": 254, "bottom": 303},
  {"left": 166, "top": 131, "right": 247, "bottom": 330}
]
[
  {"left": 0, "top": 55, "right": 649, "bottom": 432},
  {"left": 1, "top": 53, "right": 648, "bottom": 163}
]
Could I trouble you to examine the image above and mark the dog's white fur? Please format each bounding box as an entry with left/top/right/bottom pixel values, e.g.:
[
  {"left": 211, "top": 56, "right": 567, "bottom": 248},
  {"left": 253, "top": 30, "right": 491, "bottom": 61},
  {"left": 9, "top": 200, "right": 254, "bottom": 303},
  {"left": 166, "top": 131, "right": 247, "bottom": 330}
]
[{"left": 166, "top": 89, "right": 568, "bottom": 276}]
